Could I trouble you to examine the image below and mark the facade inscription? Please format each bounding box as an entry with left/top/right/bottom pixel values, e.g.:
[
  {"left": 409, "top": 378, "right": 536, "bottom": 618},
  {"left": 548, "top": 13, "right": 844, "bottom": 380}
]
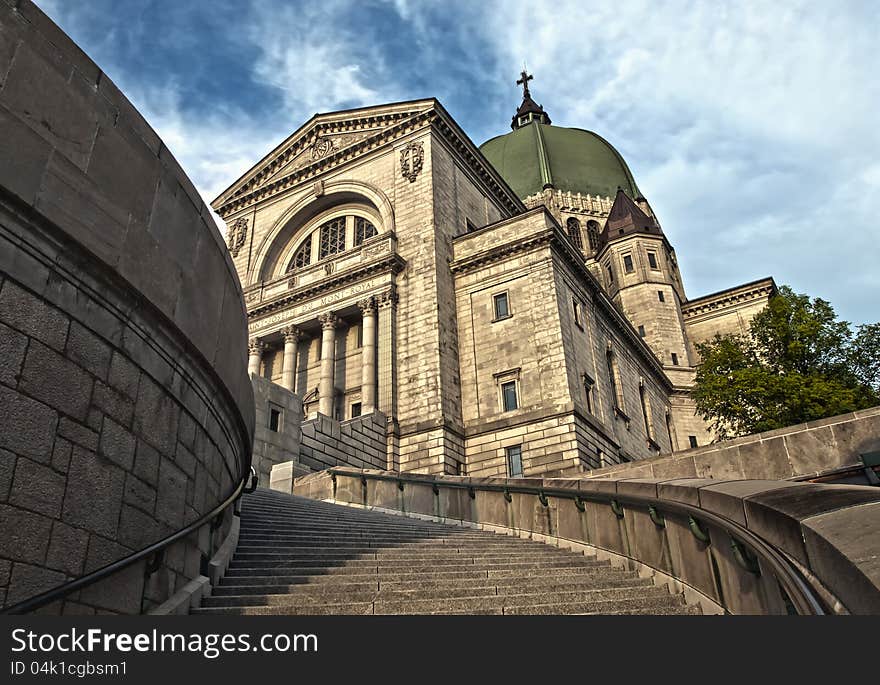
[{"left": 248, "top": 276, "right": 390, "bottom": 332}]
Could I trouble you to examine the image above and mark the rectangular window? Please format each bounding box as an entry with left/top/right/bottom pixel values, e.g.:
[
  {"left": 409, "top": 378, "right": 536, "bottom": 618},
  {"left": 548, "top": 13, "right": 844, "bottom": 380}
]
[
  {"left": 638, "top": 325, "right": 646, "bottom": 337},
  {"left": 269, "top": 407, "right": 281, "bottom": 432},
  {"left": 573, "top": 298, "right": 582, "bottom": 328},
  {"left": 688, "top": 435, "right": 698, "bottom": 448},
  {"left": 606, "top": 263, "right": 614, "bottom": 283},
  {"left": 493, "top": 292, "right": 510, "bottom": 320},
  {"left": 506, "top": 445, "right": 523, "bottom": 478},
  {"left": 658, "top": 290, "right": 665, "bottom": 302},
  {"left": 623, "top": 254, "right": 634, "bottom": 273},
  {"left": 350, "top": 402, "right": 362, "bottom": 418},
  {"left": 647, "top": 251, "right": 659, "bottom": 270},
  {"left": 671, "top": 352, "right": 679, "bottom": 366},
  {"left": 501, "top": 380, "right": 518, "bottom": 412}
]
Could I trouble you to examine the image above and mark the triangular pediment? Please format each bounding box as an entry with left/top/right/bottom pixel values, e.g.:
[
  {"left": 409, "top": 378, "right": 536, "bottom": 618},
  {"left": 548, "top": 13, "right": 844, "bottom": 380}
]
[{"left": 211, "top": 99, "right": 437, "bottom": 213}]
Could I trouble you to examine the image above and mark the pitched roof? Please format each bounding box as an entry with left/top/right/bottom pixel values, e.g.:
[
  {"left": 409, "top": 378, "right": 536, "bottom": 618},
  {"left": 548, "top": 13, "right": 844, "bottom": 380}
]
[{"left": 597, "top": 188, "right": 663, "bottom": 250}]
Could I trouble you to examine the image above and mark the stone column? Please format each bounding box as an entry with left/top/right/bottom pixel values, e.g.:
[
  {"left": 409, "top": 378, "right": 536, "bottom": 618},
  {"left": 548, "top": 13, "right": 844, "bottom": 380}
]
[
  {"left": 247, "top": 338, "right": 264, "bottom": 376},
  {"left": 280, "top": 325, "right": 302, "bottom": 393},
  {"left": 376, "top": 288, "right": 398, "bottom": 418},
  {"left": 318, "top": 313, "right": 340, "bottom": 418},
  {"left": 358, "top": 297, "right": 378, "bottom": 413}
]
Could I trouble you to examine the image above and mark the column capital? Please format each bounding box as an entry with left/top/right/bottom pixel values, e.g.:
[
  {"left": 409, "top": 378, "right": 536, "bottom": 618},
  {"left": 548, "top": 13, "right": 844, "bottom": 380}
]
[
  {"left": 376, "top": 287, "right": 398, "bottom": 310},
  {"left": 281, "top": 325, "right": 304, "bottom": 343},
  {"left": 318, "top": 312, "right": 341, "bottom": 329},
  {"left": 248, "top": 338, "right": 265, "bottom": 355},
  {"left": 358, "top": 296, "right": 377, "bottom": 315}
]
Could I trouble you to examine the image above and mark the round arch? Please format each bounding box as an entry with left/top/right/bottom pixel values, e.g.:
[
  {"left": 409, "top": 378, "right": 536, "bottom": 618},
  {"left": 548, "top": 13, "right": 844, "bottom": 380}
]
[{"left": 249, "top": 179, "right": 395, "bottom": 285}]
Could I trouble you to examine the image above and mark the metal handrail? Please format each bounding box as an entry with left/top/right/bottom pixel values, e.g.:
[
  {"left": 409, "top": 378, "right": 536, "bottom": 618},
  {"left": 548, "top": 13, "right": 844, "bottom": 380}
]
[
  {"left": 1, "top": 465, "right": 255, "bottom": 616},
  {"left": 327, "top": 468, "right": 827, "bottom": 615}
]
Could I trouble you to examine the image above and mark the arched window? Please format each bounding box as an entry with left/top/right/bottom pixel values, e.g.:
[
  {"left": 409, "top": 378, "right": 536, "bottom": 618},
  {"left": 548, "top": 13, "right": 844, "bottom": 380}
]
[
  {"left": 587, "top": 220, "right": 600, "bottom": 252},
  {"left": 276, "top": 208, "right": 383, "bottom": 278},
  {"left": 566, "top": 217, "right": 583, "bottom": 249},
  {"left": 318, "top": 217, "right": 345, "bottom": 259},
  {"left": 287, "top": 235, "right": 312, "bottom": 272},
  {"left": 354, "top": 217, "right": 377, "bottom": 246}
]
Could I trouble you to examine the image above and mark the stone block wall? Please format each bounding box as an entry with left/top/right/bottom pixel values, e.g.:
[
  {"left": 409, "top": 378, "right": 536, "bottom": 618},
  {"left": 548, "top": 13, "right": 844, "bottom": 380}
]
[
  {"left": 299, "top": 411, "right": 387, "bottom": 472},
  {"left": 250, "top": 374, "right": 303, "bottom": 487},
  {"left": 0, "top": 1, "right": 253, "bottom": 614},
  {"left": 580, "top": 406, "right": 880, "bottom": 483}
]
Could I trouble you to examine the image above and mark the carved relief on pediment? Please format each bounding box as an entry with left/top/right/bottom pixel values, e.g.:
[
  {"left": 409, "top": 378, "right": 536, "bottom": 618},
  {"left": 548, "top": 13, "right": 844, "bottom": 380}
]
[{"left": 264, "top": 129, "right": 379, "bottom": 185}]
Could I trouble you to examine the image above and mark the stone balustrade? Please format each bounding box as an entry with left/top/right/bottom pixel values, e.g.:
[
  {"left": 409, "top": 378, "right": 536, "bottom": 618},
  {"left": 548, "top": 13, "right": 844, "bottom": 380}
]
[{"left": 292, "top": 468, "right": 880, "bottom": 614}]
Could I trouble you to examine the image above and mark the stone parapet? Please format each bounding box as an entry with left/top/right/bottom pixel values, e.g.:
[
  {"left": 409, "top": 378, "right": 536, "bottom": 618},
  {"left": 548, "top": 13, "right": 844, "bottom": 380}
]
[
  {"left": 580, "top": 406, "right": 880, "bottom": 483},
  {"left": 294, "top": 467, "right": 880, "bottom": 614}
]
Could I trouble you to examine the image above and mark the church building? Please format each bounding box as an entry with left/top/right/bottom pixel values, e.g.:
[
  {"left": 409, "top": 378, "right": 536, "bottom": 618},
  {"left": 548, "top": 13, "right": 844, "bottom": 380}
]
[{"left": 211, "top": 74, "right": 775, "bottom": 478}]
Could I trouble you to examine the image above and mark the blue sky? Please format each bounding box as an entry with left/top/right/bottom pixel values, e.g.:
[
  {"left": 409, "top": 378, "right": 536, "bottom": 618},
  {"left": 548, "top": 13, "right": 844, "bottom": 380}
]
[{"left": 37, "top": 0, "right": 879, "bottom": 325}]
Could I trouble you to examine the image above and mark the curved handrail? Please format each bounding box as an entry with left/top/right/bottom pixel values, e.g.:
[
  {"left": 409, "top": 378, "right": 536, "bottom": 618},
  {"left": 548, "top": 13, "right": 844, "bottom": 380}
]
[
  {"left": 1, "top": 466, "right": 256, "bottom": 616},
  {"left": 326, "top": 468, "right": 827, "bottom": 615}
]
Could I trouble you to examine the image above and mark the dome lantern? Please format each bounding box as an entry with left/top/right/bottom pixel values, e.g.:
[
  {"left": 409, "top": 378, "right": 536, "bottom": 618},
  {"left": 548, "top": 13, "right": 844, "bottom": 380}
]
[{"left": 512, "top": 68, "right": 552, "bottom": 130}]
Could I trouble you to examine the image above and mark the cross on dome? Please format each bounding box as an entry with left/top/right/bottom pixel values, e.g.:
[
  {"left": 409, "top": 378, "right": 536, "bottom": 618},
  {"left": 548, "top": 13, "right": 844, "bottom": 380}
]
[{"left": 517, "top": 68, "right": 533, "bottom": 99}]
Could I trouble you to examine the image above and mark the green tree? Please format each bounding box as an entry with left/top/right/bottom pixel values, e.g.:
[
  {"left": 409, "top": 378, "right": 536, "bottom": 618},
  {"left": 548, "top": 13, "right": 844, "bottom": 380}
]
[{"left": 692, "top": 286, "right": 880, "bottom": 439}]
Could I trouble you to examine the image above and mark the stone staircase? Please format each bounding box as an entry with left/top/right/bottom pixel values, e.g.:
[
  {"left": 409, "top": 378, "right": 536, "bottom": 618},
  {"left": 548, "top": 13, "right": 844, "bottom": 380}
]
[{"left": 195, "top": 489, "right": 701, "bottom": 615}]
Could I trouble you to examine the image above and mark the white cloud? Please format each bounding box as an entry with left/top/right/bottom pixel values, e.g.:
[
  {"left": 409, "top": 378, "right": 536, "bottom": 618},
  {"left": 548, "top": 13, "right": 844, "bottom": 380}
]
[
  {"left": 474, "top": 0, "right": 880, "bottom": 323},
  {"left": 245, "top": 2, "right": 386, "bottom": 116},
  {"left": 33, "top": 0, "right": 879, "bottom": 323}
]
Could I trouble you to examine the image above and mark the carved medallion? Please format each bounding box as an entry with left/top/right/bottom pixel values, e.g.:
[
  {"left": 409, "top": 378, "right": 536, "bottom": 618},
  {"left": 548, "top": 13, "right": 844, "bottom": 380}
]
[
  {"left": 226, "top": 217, "right": 248, "bottom": 257},
  {"left": 311, "top": 135, "right": 334, "bottom": 160},
  {"left": 400, "top": 141, "right": 424, "bottom": 183}
]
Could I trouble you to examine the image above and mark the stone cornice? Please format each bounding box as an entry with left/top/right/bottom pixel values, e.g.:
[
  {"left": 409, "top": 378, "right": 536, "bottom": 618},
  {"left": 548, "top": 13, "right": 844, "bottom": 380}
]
[
  {"left": 213, "top": 99, "right": 524, "bottom": 220},
  {"left": 449, "top": 229, "right": 555, "bottom": 274},
  {"left": 682, "top": 278, "right": 776, "bottom": 322},
  {"left": 246, "top": 253, "right": 406, "bottom": 321},
  {"left": 215, "top": 109, "right": 435, "bottom": 218},
  {"left": 429, "top": 105, "right": 524, "bottom": 216}
]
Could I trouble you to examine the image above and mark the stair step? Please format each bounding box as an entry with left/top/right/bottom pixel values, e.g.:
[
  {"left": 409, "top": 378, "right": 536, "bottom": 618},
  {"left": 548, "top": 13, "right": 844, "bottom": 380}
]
[
  {"left": 202, "top": 584, "right": 664, "bottom": 608},
  {"left": 218, "top": 565, "right": 631, "bottom": 587},
  {"left": 227, "top": 560, "right": 607, "bottom": 573},
  {"left": 197, "top": 490, "right": 701, "bottom": 616}
]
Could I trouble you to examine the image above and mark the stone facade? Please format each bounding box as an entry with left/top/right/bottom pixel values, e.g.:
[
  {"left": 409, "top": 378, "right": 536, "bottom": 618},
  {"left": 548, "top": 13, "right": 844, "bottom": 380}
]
[
  {"left": 213, "top": 91, "right": 774, "bottom": 478},
  {"left": 578, "top": 405, "right": 880, "bottom": 484},
  {"left": 250, "top": 374, "right": 302, "bottom": 486},
  {"left": 0, "top": 2, "right": 253, "bottom": 614},
  {"left": 299, "top": 411, "right": 387, "bottom": 472}
]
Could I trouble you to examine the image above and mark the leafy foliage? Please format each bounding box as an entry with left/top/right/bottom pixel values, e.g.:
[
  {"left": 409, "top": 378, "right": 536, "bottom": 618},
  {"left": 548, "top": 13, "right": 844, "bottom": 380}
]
[{"left": 693, "top": 286, "right": 880, "bottom": 439}]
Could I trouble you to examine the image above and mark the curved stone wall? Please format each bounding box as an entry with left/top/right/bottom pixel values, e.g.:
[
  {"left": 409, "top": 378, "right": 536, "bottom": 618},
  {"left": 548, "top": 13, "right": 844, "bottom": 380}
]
[{"left": 0, "top": 1, "right": 254, "bottom": 613}]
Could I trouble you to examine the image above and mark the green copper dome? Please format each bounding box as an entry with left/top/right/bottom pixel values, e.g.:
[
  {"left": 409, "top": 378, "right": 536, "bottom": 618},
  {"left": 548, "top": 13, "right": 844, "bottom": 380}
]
[{"left": 480, "top": 122, "right": 642, "bottom": 201}]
